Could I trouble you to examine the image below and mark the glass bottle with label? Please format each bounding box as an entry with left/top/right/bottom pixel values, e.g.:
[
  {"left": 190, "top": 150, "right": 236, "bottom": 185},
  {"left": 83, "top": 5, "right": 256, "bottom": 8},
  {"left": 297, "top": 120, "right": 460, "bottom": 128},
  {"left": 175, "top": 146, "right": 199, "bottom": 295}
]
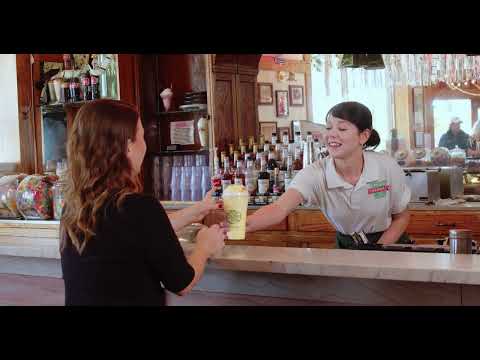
[
  {"left": 263, "top": 141, "right": 270, "bottom": 155},
  {"left": 284, "top": 154, "right": 294, "bottom": 191},
  {"left": 282, "top": 132, "right": 289, "bottom": 147},
  {"left": 252, "top": 143, "right": 258, "bottom": 159},
  {"left": 228, "top": 144, "right": 235, "bottom": 162},
  {"left": 271, "top": 168, "right": 281, "bottom": 202},
  {"left": 255, "top": 151, "right": 262, "bottom": 172},
  {"left": 233, "top": 151, "right": 240, "bottom": 171},
  {"left": 259, "top": 134, "right": 265, "bottom": 149},
  {"left": 234, "top": 160, "right": 245, "bottom": 185},
  {"left": 248, "top": 136, "right": 255, "bottom": 153},
  {"left": 293, "top": 147, "right": 303, "bottom": 176},
  {"left": 245, "top": 160, "right": 257, "bottom": 204},
  {"left": 257, "top": 157, "right": 270, "bottom": 197},
  {"left": 80, "top": 73, "right": 91, "bottom": 101},
  {"left": 211, "top": 154, "right": 223, "bottom": 200},
  {"left": 267, "top": 151, "right": 278, "bottom": 180},
  {"left": 69, "top": 76, "right": 81, "bottom": 103},
  {"left": 288, "top": 139, "right": 295, "bottom": 157},
  {"left": 221, "top": 157, "right": 233, "bottom": 192},
  {"left": 240, "top": 144, "right": 247, "bottom": 161},
  {"left": 271, "top": 133, "right": 278, "bottom": 146}
]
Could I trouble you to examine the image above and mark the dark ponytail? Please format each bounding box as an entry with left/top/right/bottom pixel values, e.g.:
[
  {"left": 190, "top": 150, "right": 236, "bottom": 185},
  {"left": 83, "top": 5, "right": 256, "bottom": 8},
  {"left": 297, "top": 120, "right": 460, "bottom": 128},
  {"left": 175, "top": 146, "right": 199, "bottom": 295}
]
[
  {"left": 364, "top": 128, "right": 380, "bottom": 150},
  {"left": 326, "top": 101, "right": 381, "bottom": 150}
]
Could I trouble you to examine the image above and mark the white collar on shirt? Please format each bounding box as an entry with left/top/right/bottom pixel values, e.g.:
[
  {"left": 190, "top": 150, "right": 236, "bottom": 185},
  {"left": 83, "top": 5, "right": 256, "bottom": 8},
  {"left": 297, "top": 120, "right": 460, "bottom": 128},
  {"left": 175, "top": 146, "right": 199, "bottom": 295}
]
[{"left": 325, "top": 151, "right": 381, "bottom": 190}]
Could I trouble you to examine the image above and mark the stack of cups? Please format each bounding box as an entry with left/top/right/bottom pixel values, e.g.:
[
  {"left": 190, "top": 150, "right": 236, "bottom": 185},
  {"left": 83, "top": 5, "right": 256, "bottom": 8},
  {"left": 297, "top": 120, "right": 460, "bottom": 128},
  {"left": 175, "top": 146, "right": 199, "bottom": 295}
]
[
  {"left": 191, "top": 154, "right": 208, "bottom": 201},
  {"left": 170, "top": 155, "right": 184, "bottom": 201},
  {"left": 180, "top": 155, "right": 194, "bottom": 201},
  {"left": 153, "top": 156, "right": 162, "bottom": 200},
  {"left": 161, "top": 155, "right": 172, "bottom": 200},
  {"left": 201, "top": 165, "right": 211, "bottom": 198}
]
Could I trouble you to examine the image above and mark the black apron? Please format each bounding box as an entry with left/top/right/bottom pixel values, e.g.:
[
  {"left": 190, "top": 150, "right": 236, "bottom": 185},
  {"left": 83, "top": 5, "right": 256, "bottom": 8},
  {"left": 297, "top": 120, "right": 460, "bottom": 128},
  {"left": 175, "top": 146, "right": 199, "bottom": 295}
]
[{"left": 335, "top": 231, "right": 412, "bottom": 249}]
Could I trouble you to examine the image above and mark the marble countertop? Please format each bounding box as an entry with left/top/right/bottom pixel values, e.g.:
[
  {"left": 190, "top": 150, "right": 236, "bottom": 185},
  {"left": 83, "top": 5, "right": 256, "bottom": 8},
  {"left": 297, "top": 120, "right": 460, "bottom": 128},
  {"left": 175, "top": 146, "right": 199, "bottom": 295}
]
[
  {"left": 161, "top": 201, "right": 480, "bottom": 211},
  {"left": 1, "top": 217, "right": 480, "bottom": 285},
  {"left": 179, "top": 241, "right": 480, "bottom": 286}
]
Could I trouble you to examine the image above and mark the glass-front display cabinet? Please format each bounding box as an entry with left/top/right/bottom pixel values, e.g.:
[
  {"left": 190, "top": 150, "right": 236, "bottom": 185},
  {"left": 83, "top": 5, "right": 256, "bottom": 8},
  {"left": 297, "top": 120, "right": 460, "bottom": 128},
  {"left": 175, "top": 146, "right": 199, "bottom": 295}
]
[{"left": 35, "top": 54, "right": 120, "bottom": 174}]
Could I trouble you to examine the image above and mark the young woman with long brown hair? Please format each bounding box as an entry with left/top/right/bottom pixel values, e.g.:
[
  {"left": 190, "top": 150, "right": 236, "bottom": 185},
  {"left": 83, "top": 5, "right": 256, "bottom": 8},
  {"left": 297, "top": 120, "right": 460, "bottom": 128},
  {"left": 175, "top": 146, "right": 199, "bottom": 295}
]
[{"left": 60, "top": 99, "right": 225, "bottom": 306}]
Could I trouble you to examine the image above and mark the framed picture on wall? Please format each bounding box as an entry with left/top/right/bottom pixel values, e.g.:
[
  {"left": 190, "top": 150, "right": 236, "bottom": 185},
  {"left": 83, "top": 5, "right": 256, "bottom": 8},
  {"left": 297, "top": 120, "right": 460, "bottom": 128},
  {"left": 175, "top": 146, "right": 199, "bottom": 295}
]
[
  {"left": 275, "top": 90, "right": 289, "bottom": 117},
  {"left": 260, "top": 122, "right": 278, "bottom": 142},
  {"left": 289, "top": 85, "right": 304, "bottom": 106},
  {"left": 258, "top": 83, "right": 273, "bottom": 105}
]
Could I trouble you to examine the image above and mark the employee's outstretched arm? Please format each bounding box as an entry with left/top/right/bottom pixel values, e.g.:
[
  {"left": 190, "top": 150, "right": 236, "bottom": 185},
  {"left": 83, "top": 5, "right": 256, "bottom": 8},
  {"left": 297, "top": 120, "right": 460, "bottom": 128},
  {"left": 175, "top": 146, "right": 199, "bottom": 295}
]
[
  {"left": 377, "top": 210, "right": 410, "bottom": 245},
  {"left": 246, "top": 189, "right": 304, "bottom": 233}
]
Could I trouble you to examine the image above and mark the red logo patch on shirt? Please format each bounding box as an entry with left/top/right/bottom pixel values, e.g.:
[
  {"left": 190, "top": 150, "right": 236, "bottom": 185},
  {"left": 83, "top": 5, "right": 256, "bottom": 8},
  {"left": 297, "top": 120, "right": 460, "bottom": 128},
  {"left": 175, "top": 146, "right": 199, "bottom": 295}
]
[{"left": 367, "top": 181, "right": 391, "bottom": 199}]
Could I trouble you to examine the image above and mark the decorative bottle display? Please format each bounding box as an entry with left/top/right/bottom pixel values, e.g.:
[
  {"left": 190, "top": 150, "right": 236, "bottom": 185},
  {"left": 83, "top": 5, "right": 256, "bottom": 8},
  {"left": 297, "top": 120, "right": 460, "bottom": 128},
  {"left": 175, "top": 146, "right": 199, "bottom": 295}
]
[{"left": 212, "top": 135, "right": 297, "bottom": 206}]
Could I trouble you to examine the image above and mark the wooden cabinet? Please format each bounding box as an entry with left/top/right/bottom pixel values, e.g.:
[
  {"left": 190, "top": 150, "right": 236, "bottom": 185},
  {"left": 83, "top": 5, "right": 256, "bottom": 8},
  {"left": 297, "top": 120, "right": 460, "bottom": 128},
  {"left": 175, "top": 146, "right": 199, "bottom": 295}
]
[{"left": 212, "top": 54, "right": 261, "bottom": 152}]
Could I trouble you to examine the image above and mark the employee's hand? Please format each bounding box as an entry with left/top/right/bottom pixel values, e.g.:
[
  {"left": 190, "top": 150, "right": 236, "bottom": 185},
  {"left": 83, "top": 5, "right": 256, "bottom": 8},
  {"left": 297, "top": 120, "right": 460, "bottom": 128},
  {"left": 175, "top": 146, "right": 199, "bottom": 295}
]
[
  {"left": 195, "top": 224, "right": 225, "bottom": 257},
  {"left": 191, "top": 190, "right": 223, "bottom": 223}
]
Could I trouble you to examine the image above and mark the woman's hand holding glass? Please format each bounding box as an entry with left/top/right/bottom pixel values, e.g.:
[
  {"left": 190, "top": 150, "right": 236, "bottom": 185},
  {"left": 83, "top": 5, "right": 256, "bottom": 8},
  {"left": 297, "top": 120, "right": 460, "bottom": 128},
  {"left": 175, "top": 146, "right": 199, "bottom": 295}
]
[{"left": 190, "top": 189, "right": 222, "bottom": 223}]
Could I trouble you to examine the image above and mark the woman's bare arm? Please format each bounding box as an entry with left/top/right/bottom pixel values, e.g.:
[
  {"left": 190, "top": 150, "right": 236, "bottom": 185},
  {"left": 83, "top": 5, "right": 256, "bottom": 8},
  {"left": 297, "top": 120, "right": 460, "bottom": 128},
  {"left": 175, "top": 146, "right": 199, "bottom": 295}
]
[
  {"left": 246, "top": 189, "right": 304, "bottom": 232},
  {"left": 377, "top": 210, "right": 410, "bottom": 245}
]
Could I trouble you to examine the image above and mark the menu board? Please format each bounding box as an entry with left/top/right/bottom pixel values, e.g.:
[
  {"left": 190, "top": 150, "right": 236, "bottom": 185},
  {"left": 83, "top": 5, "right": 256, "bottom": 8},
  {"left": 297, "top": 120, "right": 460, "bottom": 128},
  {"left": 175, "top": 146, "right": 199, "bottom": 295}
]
[{"left": 170, "top": 120, "right": 195, "bottom": 145}]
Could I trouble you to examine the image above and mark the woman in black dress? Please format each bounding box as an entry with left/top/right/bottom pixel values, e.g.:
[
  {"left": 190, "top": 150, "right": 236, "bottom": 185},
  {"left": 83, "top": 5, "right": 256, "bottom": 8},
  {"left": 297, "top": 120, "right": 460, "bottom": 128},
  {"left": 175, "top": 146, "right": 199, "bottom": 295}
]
[{"left": 60, "top": 99, "right": 225, "bottom": 306}]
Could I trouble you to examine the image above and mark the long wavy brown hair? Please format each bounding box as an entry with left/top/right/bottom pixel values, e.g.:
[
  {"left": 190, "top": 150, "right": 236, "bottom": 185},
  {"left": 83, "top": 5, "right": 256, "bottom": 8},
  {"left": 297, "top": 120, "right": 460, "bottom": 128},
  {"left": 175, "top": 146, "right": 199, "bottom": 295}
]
[{"left": 60, "top": 99, "right": 143, "bottom": 254}]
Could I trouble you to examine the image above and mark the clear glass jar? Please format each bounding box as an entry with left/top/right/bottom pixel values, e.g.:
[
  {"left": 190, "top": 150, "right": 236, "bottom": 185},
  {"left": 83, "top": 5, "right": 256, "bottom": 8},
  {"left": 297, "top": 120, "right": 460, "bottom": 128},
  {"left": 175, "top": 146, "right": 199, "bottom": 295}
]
[
  {"left": 449, "top": 145, "right": 466, "bottom": 168},
  {"left": 16, "top": 175, "right": 57, "bottom": 220},
  {"left": 53, "top": 180, "right": 66, "bottom": 220},
  {"left": 0, "top": 174, "right": 27, "bottom": 219}
]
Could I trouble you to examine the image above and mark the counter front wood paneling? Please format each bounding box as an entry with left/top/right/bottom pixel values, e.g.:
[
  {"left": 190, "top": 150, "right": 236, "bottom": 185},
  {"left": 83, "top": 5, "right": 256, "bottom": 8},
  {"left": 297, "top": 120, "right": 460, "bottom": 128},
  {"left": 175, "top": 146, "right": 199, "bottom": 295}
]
[{"left": 407, "top": 211, "right": 473, "bottom": 236}]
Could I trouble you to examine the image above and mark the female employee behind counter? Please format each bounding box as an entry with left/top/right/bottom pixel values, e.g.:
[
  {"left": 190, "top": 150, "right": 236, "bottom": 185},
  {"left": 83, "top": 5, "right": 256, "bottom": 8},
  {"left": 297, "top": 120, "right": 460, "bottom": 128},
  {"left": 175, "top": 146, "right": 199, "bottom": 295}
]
[{"left": 246, "top": 101, "right": 411, "bottom": 249}]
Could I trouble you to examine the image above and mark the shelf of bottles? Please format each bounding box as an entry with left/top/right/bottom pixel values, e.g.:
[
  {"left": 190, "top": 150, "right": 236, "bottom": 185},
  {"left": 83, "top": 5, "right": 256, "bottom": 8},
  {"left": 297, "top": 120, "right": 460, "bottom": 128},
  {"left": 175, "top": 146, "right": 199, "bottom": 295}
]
[
  {"left": 210, "top": 131, "right": 328, "bottom": 206},
  {"left": 40, "top": 54, "right": 120, "bottom": 113},
  {"left": 39, "top": 54, "right": 120, "bottom": 172}
]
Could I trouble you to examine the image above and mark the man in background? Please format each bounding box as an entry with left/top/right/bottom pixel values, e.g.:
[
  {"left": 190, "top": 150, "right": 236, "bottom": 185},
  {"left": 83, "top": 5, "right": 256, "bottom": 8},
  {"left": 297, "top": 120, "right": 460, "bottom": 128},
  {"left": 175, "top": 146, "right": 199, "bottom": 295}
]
[{"left": 439, "top": 117, "right": 471, "bottom": 151}]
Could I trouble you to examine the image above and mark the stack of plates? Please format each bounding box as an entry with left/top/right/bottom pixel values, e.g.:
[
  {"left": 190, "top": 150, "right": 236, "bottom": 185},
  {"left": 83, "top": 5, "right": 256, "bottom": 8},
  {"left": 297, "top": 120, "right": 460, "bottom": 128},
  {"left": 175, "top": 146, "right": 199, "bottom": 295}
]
[
  {"left": 183, "top": 91, "right": 207, "bottom": 105},
  {"left": 179, "top": 104, "right": 208, "bottom": 111}
]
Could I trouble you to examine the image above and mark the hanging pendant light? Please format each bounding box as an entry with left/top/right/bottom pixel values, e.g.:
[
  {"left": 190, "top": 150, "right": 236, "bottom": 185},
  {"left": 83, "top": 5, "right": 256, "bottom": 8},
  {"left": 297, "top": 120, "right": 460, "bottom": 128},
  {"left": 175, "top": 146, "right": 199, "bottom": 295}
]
[
  {"left": 361, "top": 54, "right": 385, "bottom": 70},
  {"left": 339, "top": 54, "right": 362, "bottom": 68}
]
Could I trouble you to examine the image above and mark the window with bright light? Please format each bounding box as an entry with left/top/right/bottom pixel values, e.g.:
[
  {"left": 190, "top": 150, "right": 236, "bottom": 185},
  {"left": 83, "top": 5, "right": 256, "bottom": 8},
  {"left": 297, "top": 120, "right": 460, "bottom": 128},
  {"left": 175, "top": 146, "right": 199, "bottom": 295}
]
[{"left": 311, "top": 55, "right": 393, "bottom": 151}]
